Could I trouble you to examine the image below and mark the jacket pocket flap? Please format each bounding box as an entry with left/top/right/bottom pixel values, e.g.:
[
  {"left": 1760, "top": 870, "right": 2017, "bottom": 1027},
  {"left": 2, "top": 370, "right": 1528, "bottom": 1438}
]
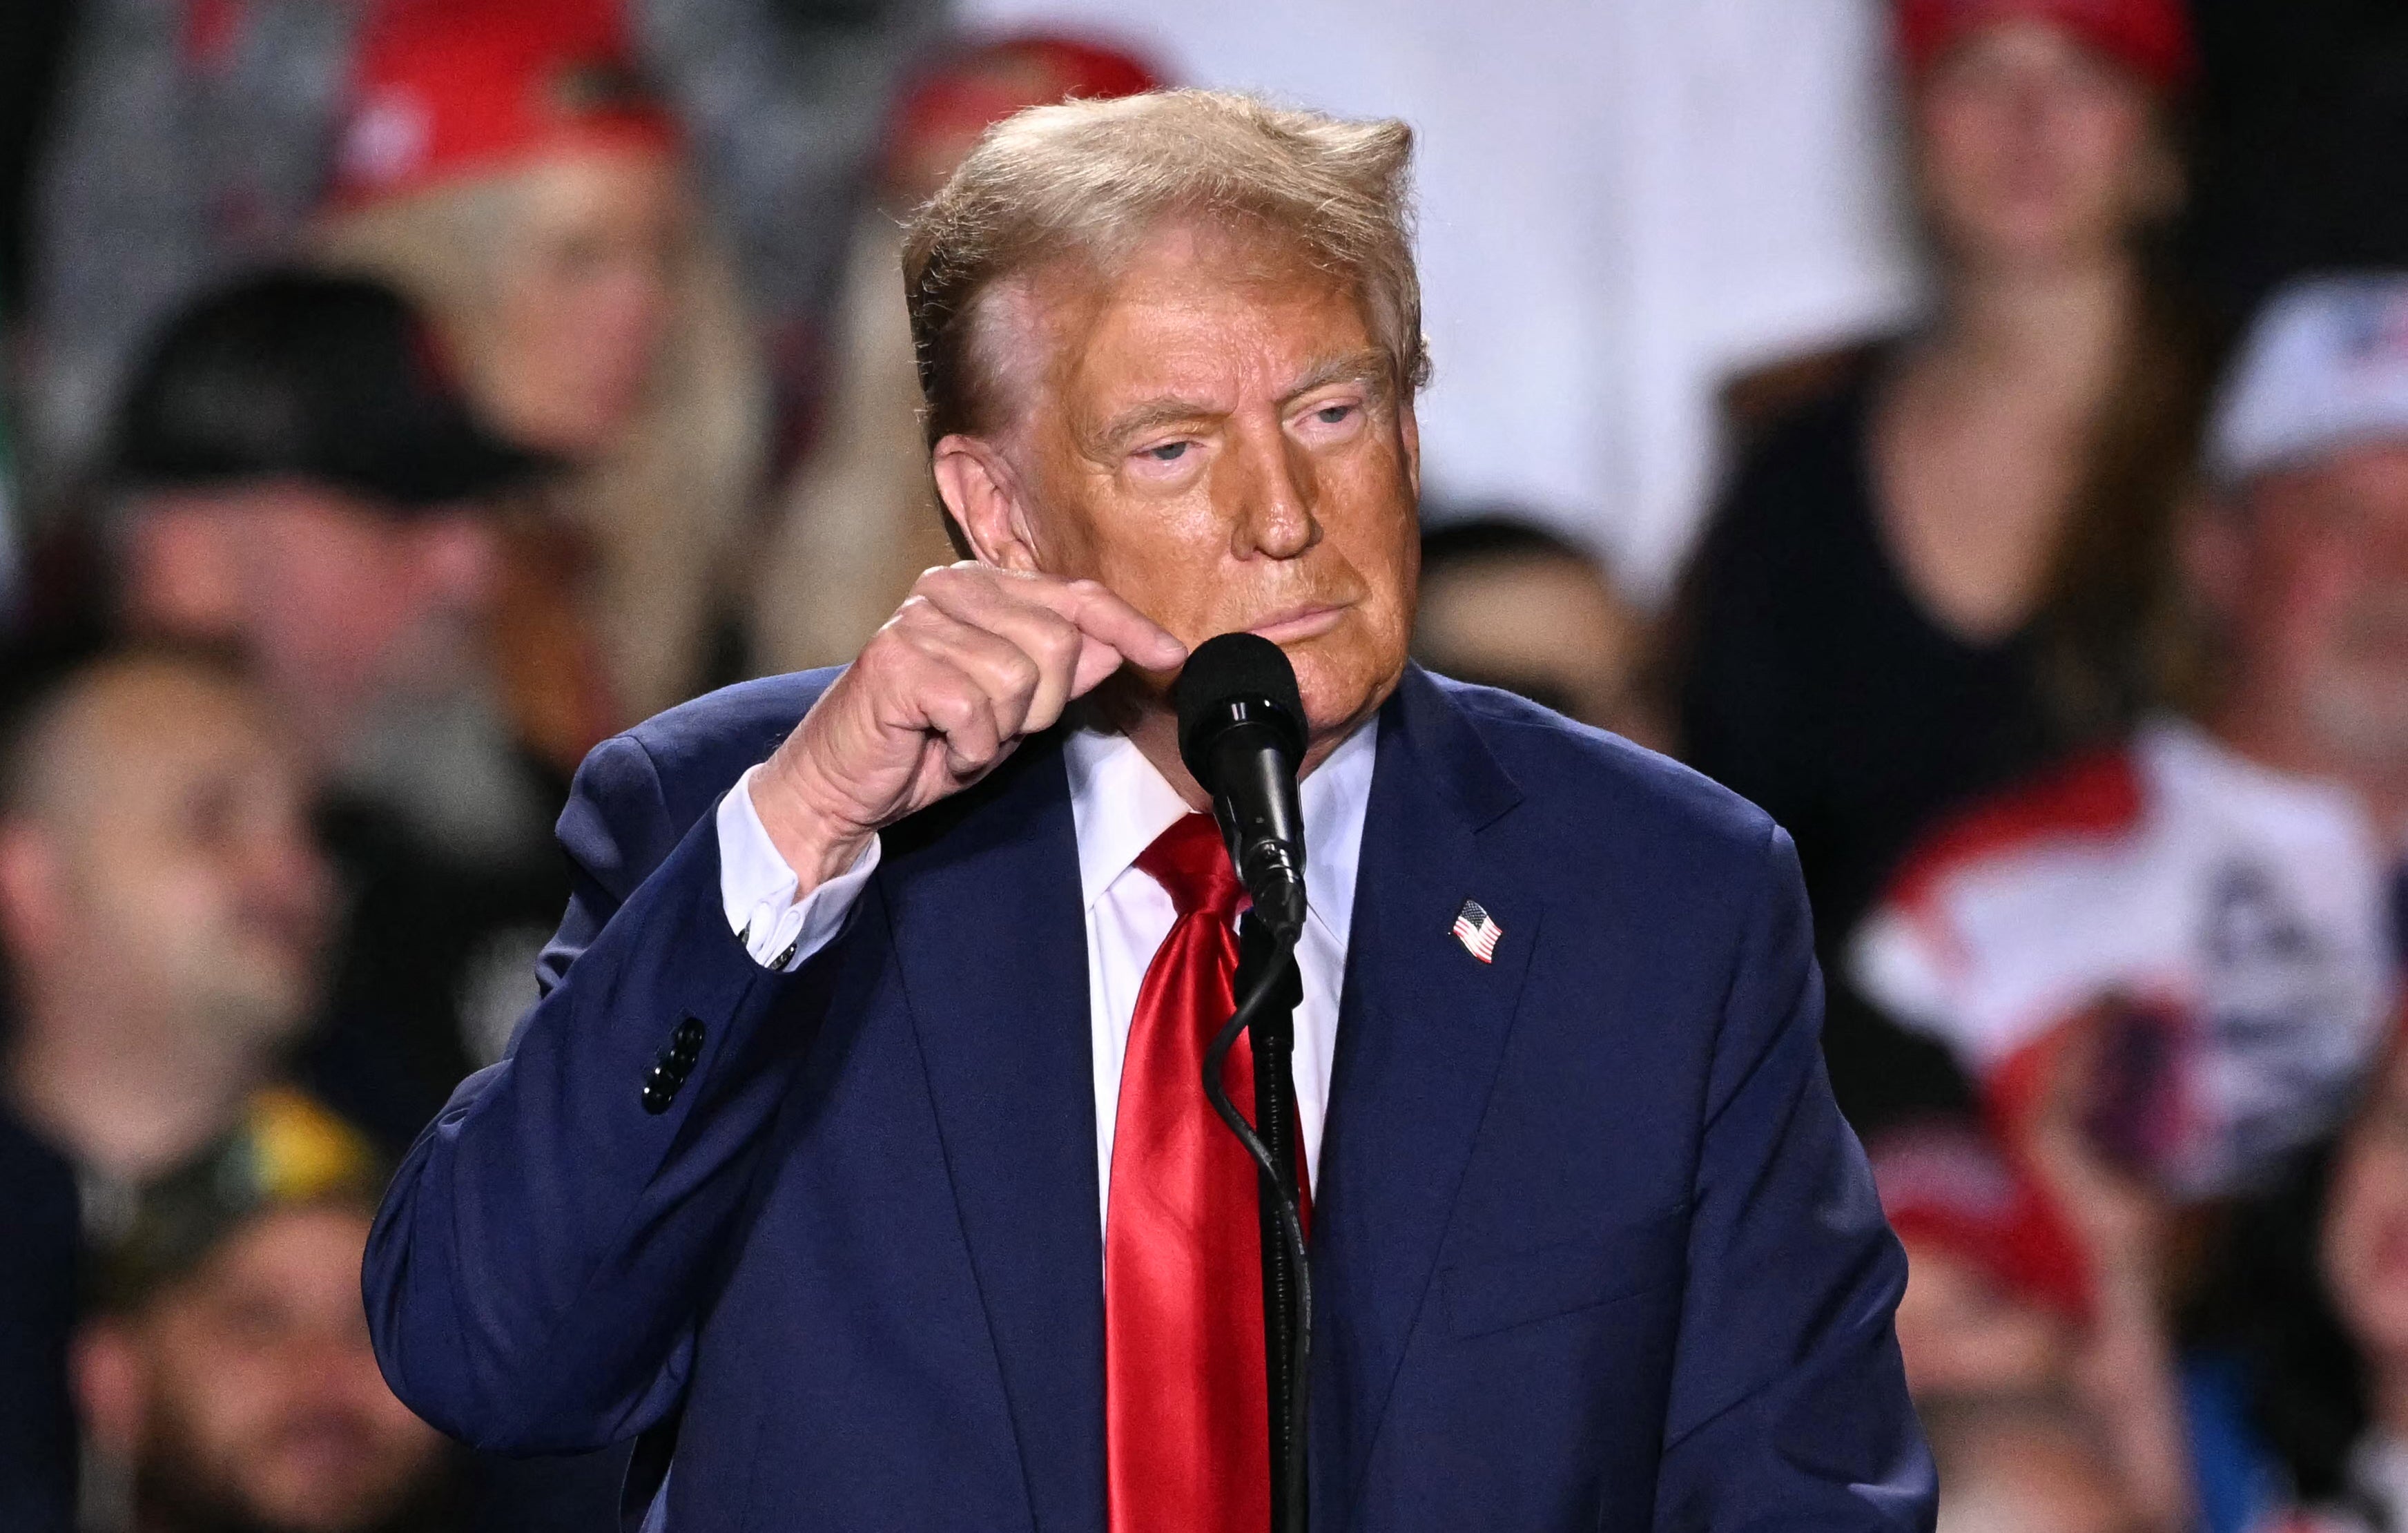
[{"left": 1444, "top": 1208, "right": 1688, "bottom": 1340}]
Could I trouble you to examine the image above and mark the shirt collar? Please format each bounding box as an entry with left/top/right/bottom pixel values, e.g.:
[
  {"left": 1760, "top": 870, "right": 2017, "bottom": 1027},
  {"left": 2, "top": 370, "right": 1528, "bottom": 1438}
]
[{"left": 1062, "top": 717, "right": 1378, "bottom": 950}]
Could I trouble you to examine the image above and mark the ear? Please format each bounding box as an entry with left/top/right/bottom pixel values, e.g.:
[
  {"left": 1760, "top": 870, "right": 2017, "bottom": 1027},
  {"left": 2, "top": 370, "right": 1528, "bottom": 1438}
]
[
  {"left": 0, "top": 823, "right": 64, "bottom": 968},
  {"left": 931, "top": 434, "right": 1043, "bottom": 573},
  {"left": 72, "top": 1320, "right": 150, "bottom": 1460},
  {"left": 2179, "top": 489, "right": 2247, "bottom": 628}
]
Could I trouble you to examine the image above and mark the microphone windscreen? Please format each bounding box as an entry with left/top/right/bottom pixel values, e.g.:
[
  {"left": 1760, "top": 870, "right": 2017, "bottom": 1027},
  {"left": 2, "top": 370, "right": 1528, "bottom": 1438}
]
[{"left": 1174, "top": 633, "right": 1305, "bottom": 779}]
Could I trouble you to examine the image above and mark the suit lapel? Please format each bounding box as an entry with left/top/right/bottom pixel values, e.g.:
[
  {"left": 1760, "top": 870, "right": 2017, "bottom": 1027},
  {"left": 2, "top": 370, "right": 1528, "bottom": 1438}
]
[
  {"left": 1312, "top": 667, "right": 1537, "bottom": 1514},
  {"left": 880, "top": 736, "right": 1105, "bottom": 1533}
]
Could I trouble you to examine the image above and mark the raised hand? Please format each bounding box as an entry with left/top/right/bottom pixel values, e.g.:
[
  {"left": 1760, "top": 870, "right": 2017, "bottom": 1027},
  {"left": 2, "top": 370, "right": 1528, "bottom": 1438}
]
[{"left": 748, "top": 563, "right": 1187, "bottom": 890}]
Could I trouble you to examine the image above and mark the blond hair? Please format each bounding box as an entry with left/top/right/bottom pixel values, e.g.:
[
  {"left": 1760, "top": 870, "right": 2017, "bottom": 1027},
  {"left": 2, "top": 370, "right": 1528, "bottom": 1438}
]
[
  {"left": 901, "top": 90, "right": 1428, "bottom": 452},
  {"left": 315, "top": 171, "right": 766, "bottom": 724}
]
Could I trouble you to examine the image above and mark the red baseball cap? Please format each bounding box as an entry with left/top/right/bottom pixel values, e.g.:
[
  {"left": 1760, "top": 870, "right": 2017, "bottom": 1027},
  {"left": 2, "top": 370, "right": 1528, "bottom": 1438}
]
[
  {"left": 1895, "top": 0, "right": 2197, "bottom": 93},
  {"left": 327, "top": 0, "right": 679, "bottom": 211},
  {"left": 887, "top": 34, "right": 1163, "bottom": 172},
  {"left": 1870, "top": 1121, "right": 2093, "bottom": 1320}
]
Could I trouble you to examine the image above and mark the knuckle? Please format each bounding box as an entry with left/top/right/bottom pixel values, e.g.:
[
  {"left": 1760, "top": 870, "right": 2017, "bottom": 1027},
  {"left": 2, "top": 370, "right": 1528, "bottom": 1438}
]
[
  {"left": 928, "top": 680, "right": 975, "bottom": 719},
  {"left": 1002, "top": 648, "right": 1042, "bottom": 693},
  {"left": 1040, "top": 621, "right": 1082, "bottom": 669}
]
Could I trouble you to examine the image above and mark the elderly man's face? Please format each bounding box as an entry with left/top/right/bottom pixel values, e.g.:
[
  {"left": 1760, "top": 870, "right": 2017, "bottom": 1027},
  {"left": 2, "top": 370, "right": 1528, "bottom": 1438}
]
[
  {"left": 2209, "top": 444, "right": 2408, "bottom": 768},
  {"left": 980, "top": 219, "right": 1420, "bottom": 746}
]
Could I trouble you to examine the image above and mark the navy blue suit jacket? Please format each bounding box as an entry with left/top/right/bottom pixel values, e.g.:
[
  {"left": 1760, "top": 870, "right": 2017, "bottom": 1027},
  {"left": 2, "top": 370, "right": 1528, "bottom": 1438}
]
[{"left": 365, "top": 664, "right": 1934, "bottom": 1532}]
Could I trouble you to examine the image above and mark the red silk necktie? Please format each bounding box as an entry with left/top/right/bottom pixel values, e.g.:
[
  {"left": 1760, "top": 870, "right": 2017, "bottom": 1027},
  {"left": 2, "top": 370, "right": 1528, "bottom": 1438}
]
[{"left": 1107, "top": 811, "right": 1281, "bottom": 1533}]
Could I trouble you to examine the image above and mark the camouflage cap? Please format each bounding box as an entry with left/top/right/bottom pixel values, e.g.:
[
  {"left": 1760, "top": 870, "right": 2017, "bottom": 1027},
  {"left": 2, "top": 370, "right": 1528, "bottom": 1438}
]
[{"left": 91, "top": 1088, "right": 387, "bottom": 1313}]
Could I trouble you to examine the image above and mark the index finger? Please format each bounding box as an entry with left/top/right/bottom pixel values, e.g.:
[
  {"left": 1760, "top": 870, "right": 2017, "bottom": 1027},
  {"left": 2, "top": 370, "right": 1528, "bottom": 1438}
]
[{"left": 994, "top": 572, "right": 1187, "bottom": 688}]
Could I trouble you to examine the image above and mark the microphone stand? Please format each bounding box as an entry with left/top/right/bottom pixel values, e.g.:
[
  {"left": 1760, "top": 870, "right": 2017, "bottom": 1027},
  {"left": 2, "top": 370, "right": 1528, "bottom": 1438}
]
[{"left": 1236, "top": 912, "right": 1308, "bottom": 1533}]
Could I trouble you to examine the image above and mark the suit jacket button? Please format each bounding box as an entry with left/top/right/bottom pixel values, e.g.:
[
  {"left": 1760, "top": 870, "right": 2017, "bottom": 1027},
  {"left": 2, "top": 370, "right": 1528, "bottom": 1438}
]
[
  {"left": 668, "top": 1021, "right": 704, "bottom": 1072},
  {"left": 641, "top": 1067, "right": 677, "bottom": 1115}
]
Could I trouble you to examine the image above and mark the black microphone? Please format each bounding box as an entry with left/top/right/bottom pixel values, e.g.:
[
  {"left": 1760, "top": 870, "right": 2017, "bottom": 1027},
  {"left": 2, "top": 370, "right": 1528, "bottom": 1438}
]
[{"left": 1175, "top": 633, "right": 1309, "bottom": 943}]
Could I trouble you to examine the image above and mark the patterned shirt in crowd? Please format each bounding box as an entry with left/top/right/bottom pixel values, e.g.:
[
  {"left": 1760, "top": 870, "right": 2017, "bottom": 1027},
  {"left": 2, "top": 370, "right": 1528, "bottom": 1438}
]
[{"left": 1852, "top": 716, "right": 2400, "bottom": 1199}]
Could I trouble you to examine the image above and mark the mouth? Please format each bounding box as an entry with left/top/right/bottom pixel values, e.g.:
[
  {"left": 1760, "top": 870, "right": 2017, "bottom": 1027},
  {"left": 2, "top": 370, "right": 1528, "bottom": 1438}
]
[{"left": 1246, "top": 604, "right": 1349, "bottom": 644}]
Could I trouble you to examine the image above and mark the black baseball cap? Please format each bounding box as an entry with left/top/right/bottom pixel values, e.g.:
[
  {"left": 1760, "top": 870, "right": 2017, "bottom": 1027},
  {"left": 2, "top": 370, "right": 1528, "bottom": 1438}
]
[{"left": 114, "top": 270, "right": 559, "bottom": 510}]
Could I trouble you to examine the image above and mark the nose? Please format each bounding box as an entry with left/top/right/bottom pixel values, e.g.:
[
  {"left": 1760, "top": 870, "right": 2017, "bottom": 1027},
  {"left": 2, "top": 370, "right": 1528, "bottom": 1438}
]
[
  {"left": 1228, "top": 416, "right": 1321, "bottom": 563},
  {"left": 245, "top": 813, "right": 333, "bottom": 932},
  {"left": 422, "top": 516, "right": 501, "bottom": 612}
]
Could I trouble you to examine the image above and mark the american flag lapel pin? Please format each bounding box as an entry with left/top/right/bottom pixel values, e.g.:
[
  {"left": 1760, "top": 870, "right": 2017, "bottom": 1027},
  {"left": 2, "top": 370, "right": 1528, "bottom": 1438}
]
[{"left": 1450, "top": 898, "right": 1503, "bottom": 963}]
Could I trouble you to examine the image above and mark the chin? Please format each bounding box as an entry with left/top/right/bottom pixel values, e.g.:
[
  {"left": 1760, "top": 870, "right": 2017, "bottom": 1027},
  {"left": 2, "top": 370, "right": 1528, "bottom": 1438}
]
[{"left": 1285, "top": 635, "right": 1402, "bottom": 742}]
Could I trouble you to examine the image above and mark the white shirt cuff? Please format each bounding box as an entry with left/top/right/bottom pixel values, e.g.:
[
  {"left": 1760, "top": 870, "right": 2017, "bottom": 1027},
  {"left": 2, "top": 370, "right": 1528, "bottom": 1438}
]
[{"left": 715, "top": 764, "right": 881, "bottom": 972}]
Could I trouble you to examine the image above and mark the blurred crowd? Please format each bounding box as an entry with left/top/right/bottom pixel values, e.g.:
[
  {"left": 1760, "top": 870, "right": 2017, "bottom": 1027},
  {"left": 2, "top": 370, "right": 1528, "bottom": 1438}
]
[{"left": 3, "top": 0, "right": 2408, "bottom": 1530}]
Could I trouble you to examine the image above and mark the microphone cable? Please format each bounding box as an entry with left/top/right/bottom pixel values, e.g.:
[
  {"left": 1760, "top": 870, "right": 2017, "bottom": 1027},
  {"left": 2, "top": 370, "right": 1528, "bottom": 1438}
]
[{"left": 1202, "top": 924, "right": 1311, "bottom": 1532}]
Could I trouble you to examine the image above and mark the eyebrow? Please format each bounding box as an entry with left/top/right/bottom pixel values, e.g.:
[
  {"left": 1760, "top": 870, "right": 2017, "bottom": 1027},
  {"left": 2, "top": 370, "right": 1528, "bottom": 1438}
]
[
  {"left": 1281, "top": 349, "right": 1393, "bottom": 406},
  {"left": 1087, "top": 349, "right": 1395, "bottom": 458},
  {"left": 1090, "top": 396, "right": 1221, "bottom": 457}
]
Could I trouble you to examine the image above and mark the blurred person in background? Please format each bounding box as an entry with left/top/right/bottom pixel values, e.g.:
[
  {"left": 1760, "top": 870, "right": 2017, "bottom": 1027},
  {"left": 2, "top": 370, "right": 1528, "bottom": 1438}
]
[
  {"left": 22, "top": 0, "right": 935, "bottom": 508},
  {"left": 1410, "top": 514, "right": 1666, "bottom": 749},
  {"left": 0, "top": 649, "right": 328, "bottom": 1184},
  {"left": 314, "top": 0, "right": 768, "bottom": 730},
  {"left": 750, "top": 32, "right": 1161, "bottom": 676},
  {"left": 21, "top": 0, "right": 362, "bottom": 500},
  {"left": 1872, "top": 1121, "right": 2088, "bottom": 1399},
  {"left": 73, "top": 1089, "right": 457, "bottom": 1533},
  {"left": 1671, "top": 0, "right": 2211, "bottom": 1132},
  {"left": 2182, "top": 1031, "right": 2408, "bottom": 1532},
  {"left": 1873, "top": 1119, "right": 2196, "bottom": 1530},
  {"left": 1856, "top": 269, "right": 2408, "bottom": 1533},
  {"left": 1856, "top": 273, "right": 2408, "bottom": 1222},
  {"left": 0, "top": 646, "right": 330, "bottom": 1530},
  {"left": 107, "top": 271, "right": 570, "bottom": 1149},
  {"left": 1921, "top": 1391, "right": 2151, "bottom": 1533}
]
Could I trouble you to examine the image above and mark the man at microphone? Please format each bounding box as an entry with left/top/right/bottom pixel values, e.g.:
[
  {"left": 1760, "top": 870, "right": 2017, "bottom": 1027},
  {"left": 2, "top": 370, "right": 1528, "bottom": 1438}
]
[{"left": 364, "top": 90, "right": 1932, "bottom": 1532}]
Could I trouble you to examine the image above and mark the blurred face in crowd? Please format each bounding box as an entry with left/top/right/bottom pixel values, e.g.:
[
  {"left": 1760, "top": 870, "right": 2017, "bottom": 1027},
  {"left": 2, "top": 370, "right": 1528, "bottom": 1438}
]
[
  {"left": 2322, "top": 1041, "right": 2408, "bottom": 1367},
  {"left": 77, "top": 1206, "right": 449, "bottom": 1533},
  {"left": 0, "top": 658, "right": 329, "bottom": 1047},
  {"left": 1892, "top": 1237, "right": 2074, "bottom": 1397},
  {"left": 1413, "top": 542, "right": 1653, "bottom": 740},
  {"left": 474, "top": 146, "right": 686, "bottom": 459},
  {"left": 125, "top": 481, "right": 498, "bottom": 754},
  {"left": 944, "top": 218, "right": 1421, "bottom": 749},
  {"left": 1913, "top": 19, "right": 2175, "bottom": 272},
  {"left": 2195, "top": 444, "right": 2408, "bottom": 775}
]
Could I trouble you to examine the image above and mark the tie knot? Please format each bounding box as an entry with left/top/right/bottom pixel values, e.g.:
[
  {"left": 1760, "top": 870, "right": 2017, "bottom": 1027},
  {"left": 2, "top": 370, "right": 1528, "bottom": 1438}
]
[{"left": 1137, "top": 813, "right": 1246, "bottom": 920}]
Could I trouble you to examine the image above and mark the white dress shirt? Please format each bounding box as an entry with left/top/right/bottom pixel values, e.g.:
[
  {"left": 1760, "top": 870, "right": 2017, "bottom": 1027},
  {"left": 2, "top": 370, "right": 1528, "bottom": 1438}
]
[{"left": 714, "top": 723, "right": 1377, "bottom": 1227}]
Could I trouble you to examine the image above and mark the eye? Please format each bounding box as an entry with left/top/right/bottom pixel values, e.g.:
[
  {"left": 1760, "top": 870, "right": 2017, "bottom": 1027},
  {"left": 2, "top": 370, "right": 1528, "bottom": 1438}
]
[
  {"left": 1314, "top": 404, "right": 1355, "bottom": 425},
  {"left": 1141, "top": 441, "right": 1190, "bottom": 463}
]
